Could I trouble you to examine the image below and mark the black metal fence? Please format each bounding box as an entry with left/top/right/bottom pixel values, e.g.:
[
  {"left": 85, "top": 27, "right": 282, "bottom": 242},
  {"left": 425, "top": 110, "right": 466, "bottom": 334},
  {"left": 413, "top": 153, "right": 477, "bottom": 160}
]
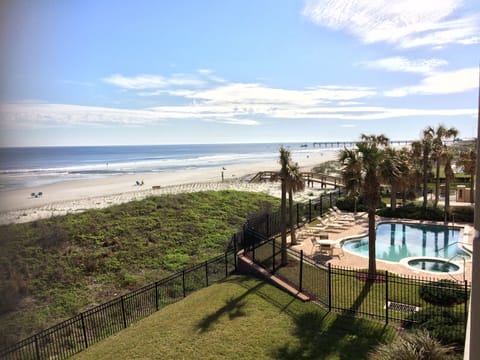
[
  {"left": 243, "top": 234, "right": 470, "bottom": 348},
  {"left": 0, "top": 251, "right": 237, "bottom": 360},
  {"left": 0, "top": 188, "right": 386, "bottom": 359}
]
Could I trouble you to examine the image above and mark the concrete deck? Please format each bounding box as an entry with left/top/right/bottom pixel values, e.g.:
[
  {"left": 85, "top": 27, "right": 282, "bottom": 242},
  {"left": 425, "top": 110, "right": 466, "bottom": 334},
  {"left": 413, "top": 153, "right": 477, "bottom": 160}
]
[{"left": 289, "top": 212, "right": 473, "bottom": 283}]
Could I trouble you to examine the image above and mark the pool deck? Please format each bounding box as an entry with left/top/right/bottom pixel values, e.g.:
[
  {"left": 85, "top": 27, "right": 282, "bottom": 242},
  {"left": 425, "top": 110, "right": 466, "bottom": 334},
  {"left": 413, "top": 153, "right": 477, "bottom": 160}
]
[{"left": 289, "top": 212, "right": 473, "bottom": 283}]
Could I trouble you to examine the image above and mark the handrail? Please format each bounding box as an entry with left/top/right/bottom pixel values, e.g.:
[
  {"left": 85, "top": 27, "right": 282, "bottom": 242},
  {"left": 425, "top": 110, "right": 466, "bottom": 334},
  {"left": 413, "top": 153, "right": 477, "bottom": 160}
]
[{"left": 445, "top": 254, "right": 467, "bottom": 282}]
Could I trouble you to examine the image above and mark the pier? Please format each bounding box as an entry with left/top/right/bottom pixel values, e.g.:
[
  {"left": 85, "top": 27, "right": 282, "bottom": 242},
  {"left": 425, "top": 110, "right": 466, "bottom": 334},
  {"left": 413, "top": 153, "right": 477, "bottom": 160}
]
[{"left": 311, "top": 140, "right": 414, "bottom": 148}]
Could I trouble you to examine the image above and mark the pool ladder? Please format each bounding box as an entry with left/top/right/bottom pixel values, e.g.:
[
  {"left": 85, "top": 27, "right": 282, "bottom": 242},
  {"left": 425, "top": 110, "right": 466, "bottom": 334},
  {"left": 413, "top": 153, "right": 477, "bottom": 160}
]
[{"left": 444, "top": 254, "right": 467, "bottom": 283}]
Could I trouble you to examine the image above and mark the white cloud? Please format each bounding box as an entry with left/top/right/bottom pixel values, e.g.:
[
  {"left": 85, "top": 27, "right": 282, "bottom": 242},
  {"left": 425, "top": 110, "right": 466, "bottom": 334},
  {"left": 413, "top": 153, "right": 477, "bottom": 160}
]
[
  {"left": 183, "top": 83, "right": 376, "bottom": 105},
  {"left": 103, "top": 74, "right": 168, "bottom": 89},
  {"left": 1, "top": 100, "right": 475, "bottom": 130},
  {"left": 303, "top": 0, "right": 480, "bottom": 48},
  {"left": 2, "top": 70, "right": 476, "bottom": 129},
  {"left": 385, "top": 67, "right": 478, "bottom": 96},
  {"left": 361, "top": 56, "right": 448, "bottom": 74},
  {"left": 103, "top": 73, "right": 205, "bottom": 90}
]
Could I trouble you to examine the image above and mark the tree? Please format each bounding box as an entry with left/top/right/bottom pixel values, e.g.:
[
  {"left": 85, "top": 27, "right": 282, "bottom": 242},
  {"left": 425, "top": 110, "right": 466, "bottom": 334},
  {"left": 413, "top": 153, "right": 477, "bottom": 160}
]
[
  {"left": 338, "top": 134, "right": 389, "bottom": 279},
  {"left": 379, "top": 146, "right": 401, "bottom": 212},
  {"left": 431, "top": 125, "right": 458, "bottom": 207},
  {"left": 338, "top": 147, "right": 362, "bottom": 197},
  {"left": 278, "top": 146, "right": 291, "bottom": 265},
  {"left": 458, "top": 146, "right": 476, "bottom": 203},
  {"left": 412, "top": 127, "right": 434, "bottom": 212},
  {"left": 286, "top": 162, "right": 305, "bottom": 246},
  {"left": 443, "top": 147, "right": 456, "bottom": 215}
]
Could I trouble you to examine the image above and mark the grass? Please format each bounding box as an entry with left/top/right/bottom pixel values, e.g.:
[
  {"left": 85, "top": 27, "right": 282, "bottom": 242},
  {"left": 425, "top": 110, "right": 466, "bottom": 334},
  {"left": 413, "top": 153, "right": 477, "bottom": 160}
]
[
  {"left": 72, "top": 275, "right": 395, "bottom": 360},
  {"left": 0, "top": 190, "right": 280, "bottom": 348},
  {"left": 251, "top": 240, "right": 468, "bottom": 330}
]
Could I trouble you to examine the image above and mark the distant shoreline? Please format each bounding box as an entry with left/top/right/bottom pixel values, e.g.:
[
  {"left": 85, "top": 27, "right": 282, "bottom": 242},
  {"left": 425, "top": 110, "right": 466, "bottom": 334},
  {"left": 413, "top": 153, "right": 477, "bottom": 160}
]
[{"left": 0, "top": 150, "right": 338, "bottom": 225}]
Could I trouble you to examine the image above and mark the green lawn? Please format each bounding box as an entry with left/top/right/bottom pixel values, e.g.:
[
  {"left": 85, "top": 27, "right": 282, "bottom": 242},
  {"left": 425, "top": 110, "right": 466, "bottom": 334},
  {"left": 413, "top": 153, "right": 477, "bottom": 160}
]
[{"left": 72, "top": 275, "right": 395, "bottom": 360}]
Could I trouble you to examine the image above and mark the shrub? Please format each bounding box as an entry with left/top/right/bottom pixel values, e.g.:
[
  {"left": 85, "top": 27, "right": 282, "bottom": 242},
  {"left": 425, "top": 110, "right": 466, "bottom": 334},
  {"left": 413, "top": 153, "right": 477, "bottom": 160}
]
[
  {"left": 377, "top": 202, "right": 445, "bottom": 221},
  {"left": 419, "top": 279, "right": 467, "bottom": 306},
  {"left": 404, "top": 306, "right": 466, "bottom": 348},
  {"left": 369, "top": 329, "right": 459, "bottom": 360},
  {"left": 335, "top": 196, "right": 368, "bottom": 212},
  {"left": 451, "top": 206, "right": 474, "bottom": 223}
]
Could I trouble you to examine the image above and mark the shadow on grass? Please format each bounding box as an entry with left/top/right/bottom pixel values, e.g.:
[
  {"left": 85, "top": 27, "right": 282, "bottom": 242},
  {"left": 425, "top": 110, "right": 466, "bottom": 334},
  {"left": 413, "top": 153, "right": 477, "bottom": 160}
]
[
  {"left": 271, "top": 311, "right": 391, "bottom": 360},
  {"left": 196, "top": 279, "right": 264, "bottom": 332},
  {"left": 196, "top": 275, "right": 302, "bottom": 333},
  {"left": 271, "top": 279, "right": 392, "bottom": 359}
]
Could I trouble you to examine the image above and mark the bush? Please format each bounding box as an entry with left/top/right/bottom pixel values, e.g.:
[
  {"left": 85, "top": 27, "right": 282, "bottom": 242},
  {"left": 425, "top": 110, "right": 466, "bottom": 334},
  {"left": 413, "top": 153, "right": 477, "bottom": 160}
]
[
  {"left": 369, "top": 329, "right": 459, "bottom": 360},
  {"left": 451, "top": 206, "right": 474, "bottom": 223},
  {"left": 404, "top": 306, "right": 466, "bottom": 349},
  {"left": 335, "top": 196, "right": 368, "bottom": 212},
  {"left": 419, "top": 279, "right": 467, "bottom": 306},
  {"left": 377, "top": 202, "right": 445, "bottom": 221}
]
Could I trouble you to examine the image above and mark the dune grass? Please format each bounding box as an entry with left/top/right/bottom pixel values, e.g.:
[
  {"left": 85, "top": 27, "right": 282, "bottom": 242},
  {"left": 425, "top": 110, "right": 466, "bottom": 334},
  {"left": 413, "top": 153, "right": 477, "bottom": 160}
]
[
  {"left": 0, "top": 190, "right": 280, "bottom": 348},
  {"left": 72, "top": 275, "right": 395, "bottom": 360}
]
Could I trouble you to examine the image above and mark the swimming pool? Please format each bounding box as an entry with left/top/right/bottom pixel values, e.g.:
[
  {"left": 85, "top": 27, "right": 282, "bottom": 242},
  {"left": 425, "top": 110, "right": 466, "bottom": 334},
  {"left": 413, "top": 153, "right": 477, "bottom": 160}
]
[{"left": 343, "top": 222, "right": 471, "bottom": 263}]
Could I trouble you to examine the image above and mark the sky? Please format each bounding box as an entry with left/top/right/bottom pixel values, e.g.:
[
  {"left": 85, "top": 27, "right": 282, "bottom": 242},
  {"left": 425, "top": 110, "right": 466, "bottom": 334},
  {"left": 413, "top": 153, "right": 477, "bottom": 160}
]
[{"left": 0, "top": 0, "right": 479, "bottom": 147}]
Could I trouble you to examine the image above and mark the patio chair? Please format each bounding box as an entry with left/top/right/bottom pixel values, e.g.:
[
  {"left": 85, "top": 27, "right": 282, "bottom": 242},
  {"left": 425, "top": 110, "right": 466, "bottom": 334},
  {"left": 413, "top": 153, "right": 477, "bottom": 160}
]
[{"left": 332, "top": 206, "right": 355, "bottom": 220}]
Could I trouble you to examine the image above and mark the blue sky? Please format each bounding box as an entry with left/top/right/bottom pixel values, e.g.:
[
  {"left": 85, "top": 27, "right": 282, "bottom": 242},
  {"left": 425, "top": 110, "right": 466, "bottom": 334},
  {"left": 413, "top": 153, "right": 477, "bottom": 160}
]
[{"left": 0, "top": 0, "right": 478, "bottom": 147}]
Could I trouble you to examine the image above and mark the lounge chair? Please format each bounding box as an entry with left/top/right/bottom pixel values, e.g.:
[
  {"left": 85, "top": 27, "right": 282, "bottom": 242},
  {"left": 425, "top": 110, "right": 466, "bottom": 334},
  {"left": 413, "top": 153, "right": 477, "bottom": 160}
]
[
  {"left": 332, "top": 206, "right": 355, "bottom": 220},
  {"left": 320, "top": 217, "right": 347, "bottom": 229}
]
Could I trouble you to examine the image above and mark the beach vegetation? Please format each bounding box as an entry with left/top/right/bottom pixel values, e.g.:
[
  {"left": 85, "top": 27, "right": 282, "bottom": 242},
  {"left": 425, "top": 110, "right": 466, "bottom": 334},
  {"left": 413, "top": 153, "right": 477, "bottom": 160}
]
[
  {"left": 0, "top": 190, "right": 280, "bottom": 348},
  {"left": 369, "top": 329, "right": 459, "bottom": 360}
]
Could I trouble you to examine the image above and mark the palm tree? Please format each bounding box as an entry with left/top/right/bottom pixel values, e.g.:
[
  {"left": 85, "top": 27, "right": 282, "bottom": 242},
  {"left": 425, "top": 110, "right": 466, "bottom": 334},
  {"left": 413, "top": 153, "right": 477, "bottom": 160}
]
[
  {"left": 431, "top": 125, "right": 458, "bottom": 207},
  {"left": 379, "top": 146, "right": 401, "bottom": 212},
  {"left": 278, "top": 146, "right": 291, "bottom": 265},
  {"left": 338, "top": 147, "right": 362, "bottom": 197},
  {"left": 338, "top": 134, "right": 389, "bottom": 279},
  {"left": 458, "top": 146, "right": 476, "bottom": 203},
  {"left": 286, "top": 162, "right": 305, "bottom": 246},
  {"left": 443, "top": 147, "right": 456, "bottom": 215},
  {"left": 397, "top": 147, "right": 415, "bottom": 205},
  {"left": 412, "top": 127, "right": 434, "bottom": 212}
]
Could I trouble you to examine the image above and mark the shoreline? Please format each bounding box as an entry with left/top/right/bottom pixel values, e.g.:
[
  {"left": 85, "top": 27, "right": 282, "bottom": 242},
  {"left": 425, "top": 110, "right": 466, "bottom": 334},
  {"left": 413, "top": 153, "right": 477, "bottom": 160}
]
[{"left": 0, "top": 151, "right": 338, "bottom": 225}]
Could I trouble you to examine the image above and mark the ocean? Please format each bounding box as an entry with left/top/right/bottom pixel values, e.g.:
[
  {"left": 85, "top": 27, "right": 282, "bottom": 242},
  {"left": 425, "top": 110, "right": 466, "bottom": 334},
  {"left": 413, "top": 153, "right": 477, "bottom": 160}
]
[{"left": 0, "top": 143, "right": 337, "bottom": 192}]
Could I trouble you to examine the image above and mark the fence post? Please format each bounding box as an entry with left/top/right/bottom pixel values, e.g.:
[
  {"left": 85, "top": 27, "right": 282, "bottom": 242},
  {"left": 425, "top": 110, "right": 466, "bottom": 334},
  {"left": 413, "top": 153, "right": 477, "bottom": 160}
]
[
  {"left": 233, "top": 234, "right": 238, "bottom": 272},
  {"left": 205, "top": 261, "right": 209, "bottom": 287},
  {"left": 34, "top": 334, "right": 40, "bottom": 360},
  {"left": 385, "top": 271, "right": 389, "bottom": 324},
  {"left": 328, "top": 263, "right": 332, "bottom": 312},
  {"left": 182, "top": 270, "right": 186, "bottom": 298},
  {"left": 299, "top": 250, "right": 304, "bottom": 292},
  {"left": 243, "top": 225, "right": 247, "bottom": 257},
  {"left": 329, "top": 192, "right": 332, "bottom": 208},
  {"left": 272, "top": 239, "right": 276, "bottom": 273},
  {"left": 266, "top": 214, "right": 270, "bottom": 237},
  {"left": 224, "top": 252, "right": 228, "bottom": 277},
  {"left": 308, "top": 199, "right": 312, "bottom": 221},
  {"left": 120, "top": 296, "right": 127, "bottom": 328},
  {"left": 252, "top": 238, "right": 256, "bottom": 262},
  {"left": 155, "top": 281, "right": 159, "bottom": 311},
  {"left": 80, "top": 312, "right": 88, "bottom": 349},
  {"left": 320, "top": 196, "right": 323, "bottom": 216}
]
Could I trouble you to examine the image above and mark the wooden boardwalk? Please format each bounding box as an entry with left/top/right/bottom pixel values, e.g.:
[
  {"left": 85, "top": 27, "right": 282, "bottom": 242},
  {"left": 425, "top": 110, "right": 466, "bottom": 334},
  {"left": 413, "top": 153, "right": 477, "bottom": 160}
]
[{"left": 249, "top": 171, "right": 344, "bottom": 188}]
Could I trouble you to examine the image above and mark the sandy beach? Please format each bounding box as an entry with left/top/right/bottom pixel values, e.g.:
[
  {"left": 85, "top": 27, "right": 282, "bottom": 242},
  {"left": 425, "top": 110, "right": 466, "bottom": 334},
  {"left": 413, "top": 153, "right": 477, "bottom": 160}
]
[{"left": 0, "top": 150, "right": 338, "bottom": 225}]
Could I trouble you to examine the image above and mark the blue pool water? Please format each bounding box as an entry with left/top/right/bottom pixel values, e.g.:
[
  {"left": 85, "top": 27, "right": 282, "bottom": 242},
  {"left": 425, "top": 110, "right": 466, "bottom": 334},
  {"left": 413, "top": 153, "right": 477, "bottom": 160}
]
[{"left": 343, "top": 222, "right": 470, "bottom": 263}]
